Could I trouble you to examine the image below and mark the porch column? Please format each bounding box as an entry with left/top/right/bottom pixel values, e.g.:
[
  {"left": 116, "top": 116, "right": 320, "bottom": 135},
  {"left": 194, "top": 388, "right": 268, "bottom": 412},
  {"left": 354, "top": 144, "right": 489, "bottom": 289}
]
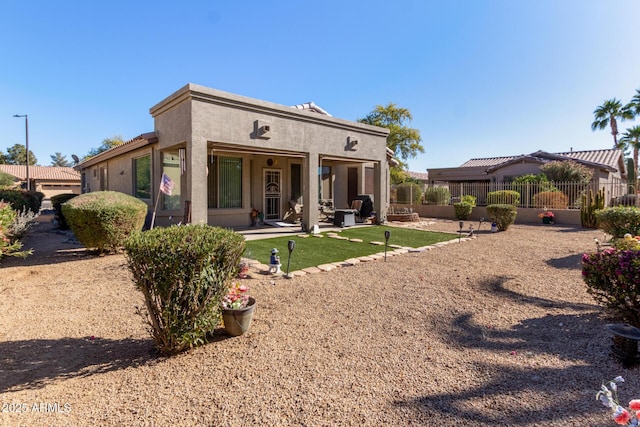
[
  {"left": 303, "top": 152, "right": 319, "bottom": 230},
  {"left": 374, "top": 160, "right": 387, "bottom": 223},
  {"left": 189, "top": 137, "right": 208, "bottom": 224}
]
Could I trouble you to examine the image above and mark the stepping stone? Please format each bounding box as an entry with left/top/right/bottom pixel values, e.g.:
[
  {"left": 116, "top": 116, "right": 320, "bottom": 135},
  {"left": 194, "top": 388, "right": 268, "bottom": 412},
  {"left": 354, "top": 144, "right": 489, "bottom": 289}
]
[
  {"left": 389, "top": 244, "right": 403, "bottom": 249},
  {"left": 289, "top": 270, "right": 307, "bottom": 277},
  {"left": 408, "top": 247, "right": 425, "bottom": 253},
  {"left": 370, "top": 241, "right": 384, "bottom": 245},
  {"left": 349, "top": 238, "right": 363, "bottom": 243},
  {"left": 302, "top": 266, "right": 322, "bottom": 274},
  {"left": 358, "top": 256, "right": 375, "bottom": 262},
  {"left": 297, "top": 234, "right": 310, "bottom": 238},
  {"left": 331, "top": 262, "right": 344, "bottom": 267},
  {"left": 326, "top": 233, "right": 339, "bottom": 237},
  {"left": 368, "top": 254, "right": 384, "bottom": 260},
  {"left": 393, "top": 249, "right": 409, "bottom": 254},
  {"left": 312, "top": 234, "right": 324, "bottom": 238},
  {"left": 318, "top": 264, "right": 336, "bottom": 272}
]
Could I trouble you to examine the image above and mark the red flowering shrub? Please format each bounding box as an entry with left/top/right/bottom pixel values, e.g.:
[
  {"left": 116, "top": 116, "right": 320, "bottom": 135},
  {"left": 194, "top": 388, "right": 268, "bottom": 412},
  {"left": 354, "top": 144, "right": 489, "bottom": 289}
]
[{"left": 582, "top": 247, "right": 640, "bottom": 327}]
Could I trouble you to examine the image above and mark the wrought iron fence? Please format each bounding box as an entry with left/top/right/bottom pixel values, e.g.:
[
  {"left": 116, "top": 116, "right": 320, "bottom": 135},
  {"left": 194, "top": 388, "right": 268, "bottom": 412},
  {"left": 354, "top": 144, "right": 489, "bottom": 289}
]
[{"left": 391, "top": 179, "right": 628, "bottom": 209}]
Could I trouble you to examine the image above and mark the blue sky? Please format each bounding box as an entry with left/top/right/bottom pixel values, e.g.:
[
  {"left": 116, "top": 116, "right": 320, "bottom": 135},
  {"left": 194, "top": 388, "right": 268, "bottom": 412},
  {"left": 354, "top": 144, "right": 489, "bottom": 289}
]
[{"left": 2, "top": 0, "right": 640, "bottom": 172}]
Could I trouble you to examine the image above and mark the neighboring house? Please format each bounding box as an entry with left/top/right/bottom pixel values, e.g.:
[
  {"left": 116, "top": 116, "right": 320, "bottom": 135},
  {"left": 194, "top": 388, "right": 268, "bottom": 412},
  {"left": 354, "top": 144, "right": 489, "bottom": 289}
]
[
  {"left": 0, "top": 164, "right": 81, "bottom": 199},
  {"left": 428, "top": 149, "right": 626, "bottom": 187},
  {"left": 76, "top": 83, "right": 392, "bottom": 229},
  {"left": 407, "top": 171, "right": 429, "bottom": 185}
]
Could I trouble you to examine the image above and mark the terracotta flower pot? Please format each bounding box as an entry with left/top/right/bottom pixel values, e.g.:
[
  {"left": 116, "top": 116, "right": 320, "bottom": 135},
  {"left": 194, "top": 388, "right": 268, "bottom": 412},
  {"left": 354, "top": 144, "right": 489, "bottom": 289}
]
[{"left": 222, "top": 297, "right": 256, "bottom": 336}]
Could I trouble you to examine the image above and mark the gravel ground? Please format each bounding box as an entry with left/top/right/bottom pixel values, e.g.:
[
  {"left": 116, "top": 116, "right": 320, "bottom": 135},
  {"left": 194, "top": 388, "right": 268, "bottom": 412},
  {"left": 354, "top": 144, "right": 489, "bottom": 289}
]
[{"left": 0, "top": 214, "right": 637, "bottom": 426}]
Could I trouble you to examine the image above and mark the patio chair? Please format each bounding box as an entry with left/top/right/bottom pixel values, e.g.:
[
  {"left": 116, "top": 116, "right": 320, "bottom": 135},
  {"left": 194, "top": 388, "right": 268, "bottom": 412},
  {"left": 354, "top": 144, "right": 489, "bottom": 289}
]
[{"left": 283, "top": 200, "right": 303, "bottom": 223}]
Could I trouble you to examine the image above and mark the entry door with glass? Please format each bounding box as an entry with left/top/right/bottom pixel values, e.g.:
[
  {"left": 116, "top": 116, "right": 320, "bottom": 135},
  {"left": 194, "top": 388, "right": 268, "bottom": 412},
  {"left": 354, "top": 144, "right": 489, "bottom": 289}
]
[{"left": 263, "top": 169, "right": 281, "bottom": 220}]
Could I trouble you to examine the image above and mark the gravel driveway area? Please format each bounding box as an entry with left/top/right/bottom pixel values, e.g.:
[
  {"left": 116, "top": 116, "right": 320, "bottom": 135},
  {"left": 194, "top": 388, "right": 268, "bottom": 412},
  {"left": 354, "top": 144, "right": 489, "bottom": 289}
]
[{"left": 0, "top": 215, "right": 636, "bottom": 426}]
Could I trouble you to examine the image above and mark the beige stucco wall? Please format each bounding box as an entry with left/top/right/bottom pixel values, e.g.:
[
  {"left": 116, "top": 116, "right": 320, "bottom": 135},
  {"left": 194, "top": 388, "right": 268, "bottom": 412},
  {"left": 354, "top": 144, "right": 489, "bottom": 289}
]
[{"left": 150, "top": 84, "right": 390, "bottom": 228}]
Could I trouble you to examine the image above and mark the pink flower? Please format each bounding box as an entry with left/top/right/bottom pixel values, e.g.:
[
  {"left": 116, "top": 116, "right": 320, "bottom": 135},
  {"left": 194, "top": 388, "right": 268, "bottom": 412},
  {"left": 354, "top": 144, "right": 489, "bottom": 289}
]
[
  {"left": 629, "top": 399, "right": 640, "bottom": 411},
  {"left": 613, "top": 406, "right": 632, "bottom": 425},
  {"left": 238, "top": 285, "right": 247, "bottom": 292}
]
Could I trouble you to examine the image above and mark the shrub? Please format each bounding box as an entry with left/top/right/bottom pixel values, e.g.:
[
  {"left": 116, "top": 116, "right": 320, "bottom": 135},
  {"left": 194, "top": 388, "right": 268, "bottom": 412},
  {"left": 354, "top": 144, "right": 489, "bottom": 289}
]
[
  {"left": 51, "top": 193, "right": 78, "bottom": 230},
  {"left": 582, "top": 248, "right": 640, "bottom": 327},
  {"left": 0, "top": 202, "right": 32, "bottom": 260},
  {"left": 62, "top": 191, "right": 148, "bottom": 253},
  {"left": 540, "top": 160, "right": 593, "bottom": 183},
  {"left": 487, "top": 190, "right": 520, "bottom": 206},
  {"left": 531, "top": 191, "right": 568, "bottom": 209},
  {"left": 461, "top": 195, "right": 476, "bottom": 206},
  {"left": 125, "top": 224, "right": 246, "bottom": 354},
  {"left": 454, "top": 201, "right": 473, "bottom": 220},
  {"left": 7, "top": 207, "right": 38, "bottom": 239},
  {"left": 0, "top": 189, "right": 42, "bottom": 213},
  {"left": 396, "top": 183, "right": 422, "bottom": 204},
  {"left": 486, "top": 204, "right": 518, "bottom": 231},
  {"left": 424, "top": 187, "right": 450, "bottom": 205},
  {"left": 596, "top": 207, "right": 640, "bottom": 238}
]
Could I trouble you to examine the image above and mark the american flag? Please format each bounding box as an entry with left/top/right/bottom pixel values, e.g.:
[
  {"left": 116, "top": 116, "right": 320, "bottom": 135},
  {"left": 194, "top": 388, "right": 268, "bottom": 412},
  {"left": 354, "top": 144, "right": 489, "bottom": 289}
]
[{"left": 159, "top": 173, "right": 175, "bottom": 195}]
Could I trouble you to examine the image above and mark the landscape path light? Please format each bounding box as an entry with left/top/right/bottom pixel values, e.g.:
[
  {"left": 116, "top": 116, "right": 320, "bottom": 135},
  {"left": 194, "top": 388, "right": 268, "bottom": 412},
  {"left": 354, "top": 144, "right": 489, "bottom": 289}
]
[
  {"left": 286, "top": 239, "right": 296, "bottom": 278},
  {"left": 13, "top": 114, "right": 29, "bottom": 191}
]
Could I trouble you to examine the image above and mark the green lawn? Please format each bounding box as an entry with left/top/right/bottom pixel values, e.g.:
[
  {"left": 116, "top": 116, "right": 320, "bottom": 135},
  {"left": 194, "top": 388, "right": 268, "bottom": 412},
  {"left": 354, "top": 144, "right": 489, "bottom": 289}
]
[{"left": 243, "top": 225, "right": 455, "bottom": 271}]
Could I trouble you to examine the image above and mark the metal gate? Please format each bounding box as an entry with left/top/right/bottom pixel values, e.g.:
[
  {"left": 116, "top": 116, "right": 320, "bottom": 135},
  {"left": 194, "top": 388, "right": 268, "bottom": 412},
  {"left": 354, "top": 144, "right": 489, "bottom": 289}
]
[{"left": 263, "top": 169, "right": 281, "bottom": 219}]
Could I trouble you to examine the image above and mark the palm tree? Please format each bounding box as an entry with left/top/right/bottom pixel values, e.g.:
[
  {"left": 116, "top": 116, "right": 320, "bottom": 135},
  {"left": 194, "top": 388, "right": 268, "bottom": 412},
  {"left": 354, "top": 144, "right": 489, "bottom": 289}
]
[
  {"left": 592, "top": 98, "right": 634, "bottom": 147},
  {"left": 620, "top": 125, "right": 640, "bottom": 192},
  {"left": 626, "top": 88, "right": 640, "bottom": 117}
]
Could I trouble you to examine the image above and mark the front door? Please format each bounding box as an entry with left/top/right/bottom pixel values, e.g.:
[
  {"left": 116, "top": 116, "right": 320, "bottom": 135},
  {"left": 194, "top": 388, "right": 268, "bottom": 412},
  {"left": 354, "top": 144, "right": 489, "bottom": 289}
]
[{"left": 264, "top": 169, "right": 281, "bottom": 220}]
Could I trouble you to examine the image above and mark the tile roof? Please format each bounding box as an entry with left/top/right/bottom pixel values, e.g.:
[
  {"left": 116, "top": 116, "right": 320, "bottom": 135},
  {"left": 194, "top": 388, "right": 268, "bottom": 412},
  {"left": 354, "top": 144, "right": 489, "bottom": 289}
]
[
  {"left": 0, "top": 165, "right": 80, "bottom": 181},
  {"left": 459, "top": 149, "right": 623, "bottom": 171},
  {"left": 408, "top": 171, "right": 429, "bottom": 181}
]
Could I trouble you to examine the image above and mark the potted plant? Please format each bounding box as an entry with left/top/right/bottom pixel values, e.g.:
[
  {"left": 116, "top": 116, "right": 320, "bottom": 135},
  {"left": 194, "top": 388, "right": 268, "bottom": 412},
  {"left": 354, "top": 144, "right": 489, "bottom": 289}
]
[
  {"left": 538, "top": 210, "right": 555, "bottom": 224},
  {"left": 221, "top": 283, "right": 256, "bottom": 336}
]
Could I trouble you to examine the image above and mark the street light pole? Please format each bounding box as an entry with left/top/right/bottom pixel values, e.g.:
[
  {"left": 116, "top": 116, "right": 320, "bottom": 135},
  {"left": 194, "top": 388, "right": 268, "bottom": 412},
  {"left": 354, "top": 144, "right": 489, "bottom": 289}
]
[{"left": 13, "top": 114, "right": 29, "bottom": 191}]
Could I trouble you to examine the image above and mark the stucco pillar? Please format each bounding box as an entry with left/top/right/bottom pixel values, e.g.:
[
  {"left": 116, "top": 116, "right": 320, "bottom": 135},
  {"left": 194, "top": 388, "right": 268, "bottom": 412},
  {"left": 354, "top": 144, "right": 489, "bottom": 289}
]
[
  {"left": 374, "top": 161, "right": 387, "bottom": 223},
  {"left": 189, "top": 137, "right": 208, "bottom": 224},
  {"left": 303, "top": 153, "right": 319, "bottom": 231}
]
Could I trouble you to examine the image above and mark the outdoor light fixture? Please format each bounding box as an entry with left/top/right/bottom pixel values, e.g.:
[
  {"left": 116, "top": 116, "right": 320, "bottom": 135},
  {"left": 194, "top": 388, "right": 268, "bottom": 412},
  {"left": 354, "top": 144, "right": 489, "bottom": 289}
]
[
  {"left": 384, "top": 230, "right": 391, "bottom": 262},
  {"left": 13, "top": 114, "right": 29, "bottom": 191},
  {"left": 458, "top": 221, "right": 464, "bottom": 243},
  {"left": 286, "top": 239, "right": 296, "bottom": 278}
]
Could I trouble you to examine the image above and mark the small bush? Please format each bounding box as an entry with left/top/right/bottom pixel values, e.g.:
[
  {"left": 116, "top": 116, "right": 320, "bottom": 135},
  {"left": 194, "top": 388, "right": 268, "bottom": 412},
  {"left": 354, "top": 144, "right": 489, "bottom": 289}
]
[
  {"left": 396, "top": 183, "right": 422, "bottom": 204},
  {"left": 62, "top": 191, "right": 148, "bottom": 253},
  {"left": 51, "top": 193, "right": 78, "bottom": 230},
  {"left": 596, "top": 206, "right": 640, "bottom": 238},
  {"left": 8, "top": 207, "right": 38, "bottom": 239},
  {"left": 532, "top": 191, "right": 568, "bottom": 209},
  {"left": 424, "top": 187, "right": 450, "bottom": 205},
  {"left": 583, "top": 248, "right": 640, "bottom": 327},
  {"left": 461, "top": 195, "right": 476, "bottom": 206},
  {"left": 486, "top": 204, "right": 517, "bottom": 231},
  {"left": 454, "top": 201, "right": 473, "bottom": 220},
  {"left": 487, "top": 190, "right": 520, "bottom": 206},
  {"left": 125, "top": 224, "right": 246, "bottom": 354},
  {"left": 0, "top": 202, "right": 32, "bottom": 260}
]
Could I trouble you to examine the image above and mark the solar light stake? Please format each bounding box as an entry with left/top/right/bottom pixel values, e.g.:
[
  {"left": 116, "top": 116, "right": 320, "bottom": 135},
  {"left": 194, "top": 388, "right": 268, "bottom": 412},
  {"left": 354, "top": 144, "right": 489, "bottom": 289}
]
[
  {"left": 459, "top": 221, "right": 464, "bottom": 243},
  {"left": 384, "top": 230, "right": 391, "bottom": 262},
  {"left": 286, "top": 240, "right": 296, "bottom": 278}
]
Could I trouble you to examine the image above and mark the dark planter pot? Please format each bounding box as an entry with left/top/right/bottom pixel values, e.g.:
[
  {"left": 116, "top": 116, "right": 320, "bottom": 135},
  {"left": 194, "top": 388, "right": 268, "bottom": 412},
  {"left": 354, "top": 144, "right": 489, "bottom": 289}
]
[
  {"left": 542, "top": 217, "right": 552, "bottom": 224},
  {"left": 222, "top": 297, "right": 256, "bottom": 336}
]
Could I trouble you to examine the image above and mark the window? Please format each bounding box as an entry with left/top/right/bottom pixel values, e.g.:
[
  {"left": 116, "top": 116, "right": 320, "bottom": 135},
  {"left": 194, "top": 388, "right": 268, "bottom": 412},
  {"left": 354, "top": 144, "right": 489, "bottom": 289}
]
[
  {"left": 319, "top": 166, "right": 332, "bottom": 199},
  {"left": 162, "top": 151, "right": 181, "bottom": 210},
  {"left": 291, "top": 163, "right": 302, "bottom": 203},
  {"left": 208, "top": 156, "right": 242, "bottom": 208},
  {"left": 133, "top": 155, "right": 151, "bottom": 199}
]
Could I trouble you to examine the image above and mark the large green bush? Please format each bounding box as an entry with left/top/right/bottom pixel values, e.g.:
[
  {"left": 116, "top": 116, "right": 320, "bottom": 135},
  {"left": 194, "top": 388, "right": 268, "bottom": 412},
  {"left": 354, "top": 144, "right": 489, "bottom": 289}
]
[
  {"left": 62, "top": 191, "right": 148, "bottom": 253},
  {"left": 487, "top": 190, "right": 520, "bottom": 206},
  {"left": 0, "top": 189, "right": 43, "bottom": 213},
  {"left": 424, "top": 187, "right": 450, "bottom": 205},
  {"left": 51, "top": 193, "right": 78, "bottom": 230},
  {"left": 453, "top": 202, "right": 473, "bottom": 220},
  {"left": 596, "top": 206, "right": 640, "bottom": 238},
  {"left": 583, "top": 247, "right": 640, "bottom": 327},
  {"left": 125, "top": 224, "right": 246, "bottom": 354},
  {"left": 486, "top": 204, "right": 518, "bottom": 231}
]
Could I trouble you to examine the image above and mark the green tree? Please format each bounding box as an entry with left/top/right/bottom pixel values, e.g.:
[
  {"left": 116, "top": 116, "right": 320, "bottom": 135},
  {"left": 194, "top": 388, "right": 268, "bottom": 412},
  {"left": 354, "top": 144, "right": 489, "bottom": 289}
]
[
  {"left": 358, "top": 103, "right": 424, "bottom": 184},
  {"left": 4, "top": 144, "right": 37, "bottom": 165},
  {"left": 84, "top": 135, "right": 126, "bottom": 159},
  {"left": 540, "top": 160, "right": 593, "bottom": 183},
  {"left": 50, "top": 152, "right": 71, "bottom": 167},
  {"left": 620, "top": 125, "right": 640, "bottom": 189},
  {"left": 0, "top": 152, "right": 7, "bottom": 164},
  {"left": 0, "top": 171, "right": 15, "bottom": 187},
  {"left": 592, "top": 98, "right": 634, "bottom": 148}
]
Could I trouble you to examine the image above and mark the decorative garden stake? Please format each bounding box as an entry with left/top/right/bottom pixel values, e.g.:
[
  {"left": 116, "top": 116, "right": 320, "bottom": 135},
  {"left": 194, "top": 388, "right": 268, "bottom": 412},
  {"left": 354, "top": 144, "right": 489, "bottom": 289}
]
[
  {"left": 458, "top": 221, "right": 464, "bottom": 243},
  {"left": 286, "top": 240, "right": 296, "bottom": 278},
  {"left": 384, "top": 230, "right": 391, "bottom": 262}
]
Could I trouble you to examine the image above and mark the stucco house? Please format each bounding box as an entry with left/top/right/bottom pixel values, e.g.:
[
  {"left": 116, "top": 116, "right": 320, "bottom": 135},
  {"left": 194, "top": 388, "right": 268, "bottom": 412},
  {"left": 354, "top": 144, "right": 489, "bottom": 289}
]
[
  {"left": 427, "top": 149, "right": 626, "bottom": 185},
  {"left": 0, "top": 164, "right": 81, "bottom": 199},
  {"left": 76, "top": 84, "right": 392, "bottom": 229}
]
